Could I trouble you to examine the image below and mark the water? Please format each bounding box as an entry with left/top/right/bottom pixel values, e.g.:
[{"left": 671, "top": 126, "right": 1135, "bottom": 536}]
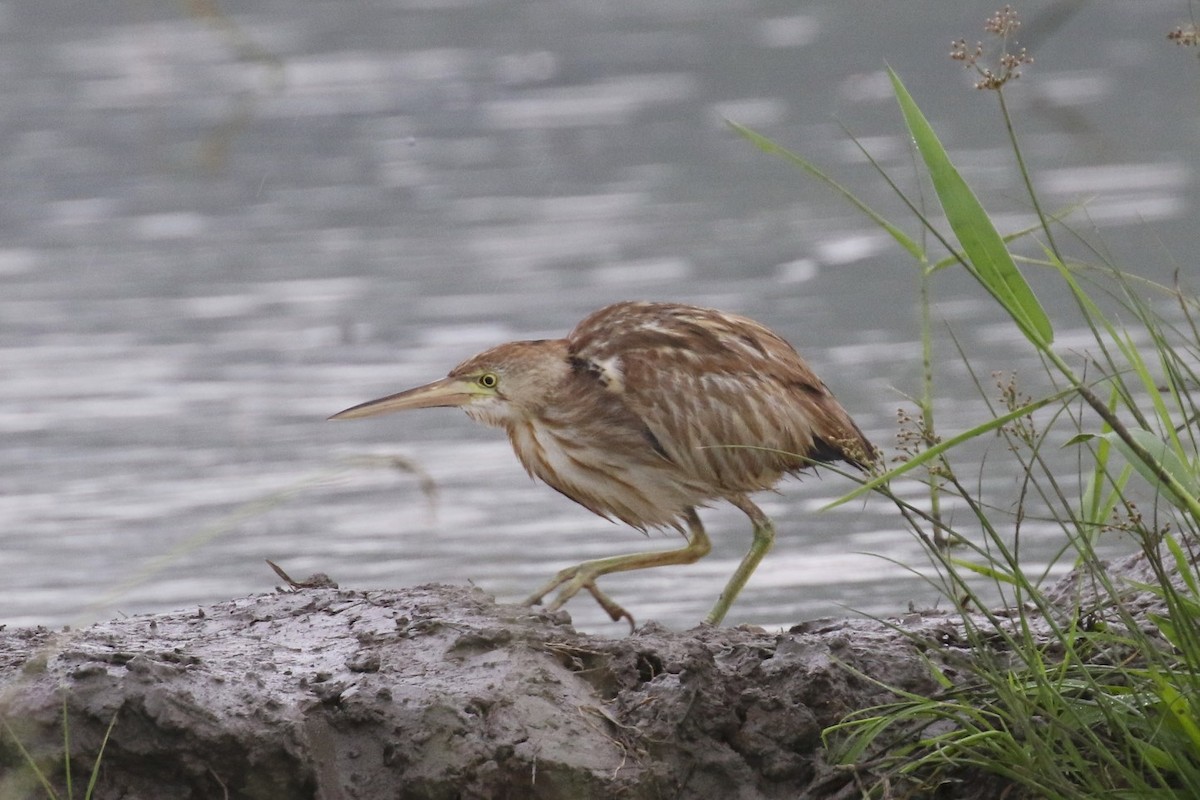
[{"left": 2, "top": 0, "right": 1196, "bottom": 632}]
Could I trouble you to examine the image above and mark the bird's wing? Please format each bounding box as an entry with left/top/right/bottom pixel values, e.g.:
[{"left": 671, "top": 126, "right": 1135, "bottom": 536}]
[{"left": 567, "top": 302, "right": 873, "bottom": 492}]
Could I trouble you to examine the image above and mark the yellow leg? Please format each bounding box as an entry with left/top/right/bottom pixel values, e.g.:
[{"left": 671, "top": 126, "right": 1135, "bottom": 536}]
[
  {"left": 524, "top": 508, "right": 711, "bottom": 630},
  {"left": 704, "top": 496, "right": 774, "bottom": 626}
]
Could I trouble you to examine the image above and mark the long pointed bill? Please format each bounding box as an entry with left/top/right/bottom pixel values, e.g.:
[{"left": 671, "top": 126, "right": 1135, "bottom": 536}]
[{"left": 329, "top": 376, "right": 475, "bottom": 420}]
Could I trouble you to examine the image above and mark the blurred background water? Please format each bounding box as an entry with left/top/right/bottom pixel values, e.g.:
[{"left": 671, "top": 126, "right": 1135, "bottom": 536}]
[{"left": 2, "top": 0, "right": 1197, "bottom": 632}]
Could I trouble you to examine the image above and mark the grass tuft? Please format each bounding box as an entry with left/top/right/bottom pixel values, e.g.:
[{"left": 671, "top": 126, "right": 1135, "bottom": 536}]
[{"left": 735, "top": 6, "right": 1200, "bottom": 797}]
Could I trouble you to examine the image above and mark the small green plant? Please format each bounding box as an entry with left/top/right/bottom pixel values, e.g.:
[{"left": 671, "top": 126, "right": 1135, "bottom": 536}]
[{"left": 736, "top": 5, "right": 1200, "bottom": 798}]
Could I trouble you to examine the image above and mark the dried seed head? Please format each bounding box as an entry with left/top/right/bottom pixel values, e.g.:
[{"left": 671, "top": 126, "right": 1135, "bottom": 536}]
[
  {"left": 951, "top": 6, "right": 1034, "bottom": 90},
  {"left": 1168, "top": 25, "right": 1199, "bottom": 47},
  {"left": 984, "top": 6, "right": 1021, "bottom": 37}
]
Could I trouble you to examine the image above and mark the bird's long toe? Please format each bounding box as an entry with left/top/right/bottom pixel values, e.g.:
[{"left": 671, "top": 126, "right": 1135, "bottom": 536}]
[
  {"left": 522, "top": 564, "right": 582, "bottom": 607},
  {"left": 523, "top": 565, "right": 635, "bottom": 630},
  {"left": 583, "top": 582, "right": 635, "bottom": 630}
]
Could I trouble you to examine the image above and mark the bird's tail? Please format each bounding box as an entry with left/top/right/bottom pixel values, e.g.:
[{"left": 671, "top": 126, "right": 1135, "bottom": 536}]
[{"left": 810, "top": 418, "right": 880, "bottom": 472}]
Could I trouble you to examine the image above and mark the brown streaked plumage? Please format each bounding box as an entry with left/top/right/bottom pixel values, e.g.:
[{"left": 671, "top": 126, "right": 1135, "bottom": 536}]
[{"left": 331, "top": 301, "right": 876, "bottom": 627}]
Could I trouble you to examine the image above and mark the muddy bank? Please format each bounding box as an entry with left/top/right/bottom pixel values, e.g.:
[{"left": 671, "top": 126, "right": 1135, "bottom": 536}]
[{"left": 0, "top": 547, "right": 1178, "bottom": 800}]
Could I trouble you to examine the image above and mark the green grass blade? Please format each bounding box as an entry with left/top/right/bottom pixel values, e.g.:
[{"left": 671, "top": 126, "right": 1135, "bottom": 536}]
[
  {"left": 827, "top": 386, "right": 1076, "bottom": 509},
  {"left": 950, "top": 557, "right": 1018, "bottom": 585},
  {"left": 84, "top": 712, "right": 118, "bottom": 800},
  {"left": 1151, "top": 674, "right": 1200, "bottom": 752},
  {"left": 888, "top": 67, "right": 1053, "bottom": 347},
  {"left": 62, "top": 697, "right": 72, "bottom": 800},
  {"left": 1, "top": 716, "right": 60, "bottom": 799},
  {"left": 1073, "top": 431, "right": 1199, "bottom": 512},
  {"left": 928, "top": 204, "right": 1089, "bottom": 276},
  {"left": 1165, "top": 534, "right": 1200, "bottom": 596},
  {"left": 1113, "top": 328, "right": 1188, "bottom": 455},
  {"left": 1076, "top": 383, "right": 1132, "bottom": 533},
  {"left": 725, "top": 119, "right": 925, "bottom": 261}
]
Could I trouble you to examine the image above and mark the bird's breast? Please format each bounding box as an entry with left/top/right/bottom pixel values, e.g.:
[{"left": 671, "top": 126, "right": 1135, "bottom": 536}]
[{"left": 505, "top": 417, "right": 703, "bottom": 530}]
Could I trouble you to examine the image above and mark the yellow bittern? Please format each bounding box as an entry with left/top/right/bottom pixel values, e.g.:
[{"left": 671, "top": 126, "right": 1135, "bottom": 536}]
[{"left": 331, "top": 301, "right": 875, "bottom": 627}]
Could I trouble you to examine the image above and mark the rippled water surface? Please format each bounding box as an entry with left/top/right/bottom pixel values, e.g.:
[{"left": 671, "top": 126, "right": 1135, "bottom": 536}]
[{"left": 3, "top": 1, "right": 1197, "bottom": 631}]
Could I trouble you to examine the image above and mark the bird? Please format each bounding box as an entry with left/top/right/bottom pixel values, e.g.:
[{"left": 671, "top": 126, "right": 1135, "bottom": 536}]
[{"left": 330, "top": 301, "right": 876, "bottom": 627}]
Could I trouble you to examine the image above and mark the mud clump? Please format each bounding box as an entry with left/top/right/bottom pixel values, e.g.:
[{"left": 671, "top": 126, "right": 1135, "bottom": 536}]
[{"left": 0, "top": 553, "right": 1173, "bottom": 800}]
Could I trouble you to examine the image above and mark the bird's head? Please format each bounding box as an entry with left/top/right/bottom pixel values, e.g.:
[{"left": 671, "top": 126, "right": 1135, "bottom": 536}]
[{"left": 329, "top": 339, "right": 569, "bottom": 429}]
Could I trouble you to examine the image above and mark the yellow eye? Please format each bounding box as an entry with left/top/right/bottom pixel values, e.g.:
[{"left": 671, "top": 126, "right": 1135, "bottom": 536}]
[{"left": 478, "top": 372, "right": 499, "bottom": 389}]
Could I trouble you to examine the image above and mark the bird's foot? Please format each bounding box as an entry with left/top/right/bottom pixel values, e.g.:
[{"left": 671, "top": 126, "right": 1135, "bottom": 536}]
[
  {"left": 523, "top": 567, "right": 635, "bottom": 631},
  {"left": 522, "top": 563, "right": 585, "bottom": 609},
  {"left": 583, "top": 583, "right": 636, "bottom": 631}
]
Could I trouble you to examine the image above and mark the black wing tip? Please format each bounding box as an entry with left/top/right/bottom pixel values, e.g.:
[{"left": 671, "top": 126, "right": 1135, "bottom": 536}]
[{"left": 810, "top": 436, "right": 881, "bottom": 472}]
